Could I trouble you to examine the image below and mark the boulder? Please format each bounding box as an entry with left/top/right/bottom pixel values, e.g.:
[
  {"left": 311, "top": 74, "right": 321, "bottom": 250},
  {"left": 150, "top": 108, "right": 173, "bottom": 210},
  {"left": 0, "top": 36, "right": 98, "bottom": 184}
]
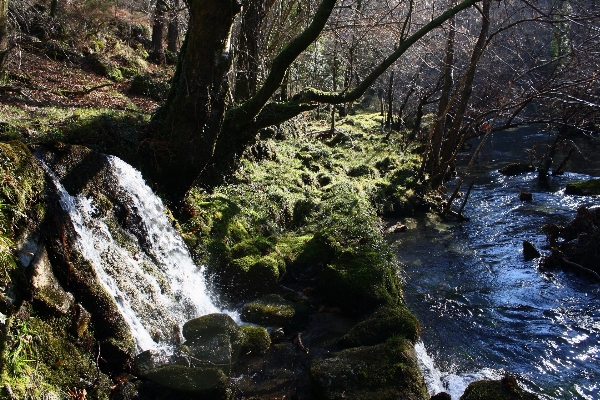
[
  {"left": 339, "top": 304, "right": 421, "bottom": 348},
  {"left": 565, "top": 179, "right": 600, "bottom": 196},
  {"left": 310, "top": 339, "right": 428, "bottom": 400},
  {"left": 29, "top": 245, "right": 75, "bottom": 314},
  {"left": 145, "top": 365, "right": 231, "bottom": 398},
  {"left": 498, "top": 163, "right": 535, "bottom": 176},
  {"left": 460, "top": 375, "right": 538, "bottom": 399},
  {"left": 523, "top": 240, "right": 541, "bottom": 261},
  {"left": 182, "top": 313, "right": 242, "bottom": 345},
  {"left": 240, "top": 325, "right": 271, "bottom": 355}
]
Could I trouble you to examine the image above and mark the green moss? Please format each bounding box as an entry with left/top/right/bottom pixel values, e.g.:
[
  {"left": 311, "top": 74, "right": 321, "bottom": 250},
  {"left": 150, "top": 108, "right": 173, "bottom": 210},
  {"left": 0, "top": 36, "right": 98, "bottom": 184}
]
[
  {"left": 241, "top": 294, "right": 310, "bottom": 328},
  {"left": 340, "top": 305, "right": 420, "bottom": 348},
  {"left": 461, "top": 376, "right": 539, "bottom": 400},
  {"left": 240, "top": 325, "right": 271, "bottom": 355},
  {"left": 565, "top": 179, "right": 600, "bottom": 196}
]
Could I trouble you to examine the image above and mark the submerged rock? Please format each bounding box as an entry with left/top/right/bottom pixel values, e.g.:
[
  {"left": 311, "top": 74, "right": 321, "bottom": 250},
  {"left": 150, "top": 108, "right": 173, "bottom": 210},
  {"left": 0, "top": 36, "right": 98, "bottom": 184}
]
[{"left": 460, "top": 375, "right": 538, "bottom": 399}]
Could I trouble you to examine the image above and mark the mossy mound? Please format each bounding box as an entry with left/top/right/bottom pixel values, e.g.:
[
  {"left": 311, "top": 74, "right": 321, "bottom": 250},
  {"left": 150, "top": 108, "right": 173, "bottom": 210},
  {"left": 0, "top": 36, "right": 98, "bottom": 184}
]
[
  {"left": 310, "top": 338, "right": 428, "bottom": 400},
  {"left": 565, "top": 179, "right": 600, "bottom": 195},
  {"left": 240, "top": 325, "right": 271, "bottom": 355},
  {"left": 339, "top": 305, "right": 421, "bottom": 348},
  {"left": 498, "top": 162, "right": 535, "bottom": 176},
  {"left": 241, "top": 294, "right": 310, "bottom": 328},
  {"left": 460, "top": 375, "right": 538, "bottom": 400}
]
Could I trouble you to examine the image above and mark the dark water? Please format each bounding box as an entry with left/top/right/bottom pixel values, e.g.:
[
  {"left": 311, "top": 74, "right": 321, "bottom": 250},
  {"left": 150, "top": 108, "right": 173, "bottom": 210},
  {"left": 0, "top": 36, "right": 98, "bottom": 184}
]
[{"left": 394, "top": 127, "right": 600, "bottom": 399}]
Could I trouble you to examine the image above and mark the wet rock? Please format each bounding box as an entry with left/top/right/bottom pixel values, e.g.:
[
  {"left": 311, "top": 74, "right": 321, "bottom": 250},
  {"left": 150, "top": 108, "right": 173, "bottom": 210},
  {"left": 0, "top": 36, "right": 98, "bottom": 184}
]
[
  {"left": 498, "top": 162, "right": 535, "bottom": 176},
  {"left": 72, "top": 303, "right": 91, "bottom": 338},
  {"left": 519, "top": 190, "right": 533, "bottom": 201},
  {"left": 145, "top": 365, "right": 231, "bottom": 398},
  {"left": 460, "top": 375, "right": 539, "bottom": 399},
  {"left": 431, "top": 393, "right": 451, "bottom": 400},
  {"left": 241, "top": 294, "right": 310, "bottom": 328},
  {"left": 339, "top": 304, "right": 421, "bottom": 348},
  {"left": 29, "top": 245, "right": 74, "bottom": 314},
  {"left": 565, "top": 179, "right": 600, "bottom": 196},
  {"left": 387, "top": 222, "right": 408, "bottom": 233},
  {"left": 240, "top": 325, "right": 271, "bottom": 355},
  {"left": 523, "top": 240, "right": 541, "bottom": 261},
  {"left": 182, "top": 313, "right": 242, "bottom": 345},
  {"left": 178, "top": 333, "right": 233, "bottom": 368},
  {"left": 310, "top": 338, "right": 428, "bottom": 400},
  {"left": 133, "top": 349, "right": 170, "bottom": 377}
]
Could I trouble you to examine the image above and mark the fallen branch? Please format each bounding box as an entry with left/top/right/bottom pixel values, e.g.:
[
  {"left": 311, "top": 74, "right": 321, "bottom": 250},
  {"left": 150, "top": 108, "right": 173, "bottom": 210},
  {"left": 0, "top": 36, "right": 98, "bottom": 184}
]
[
  {"left": 457, "top": 180, "right": 474, "bottom": 218},
  {"left": 295, "top": 333, "right": 309, "bottom": 354},
  {"left": 560, "top": 255, "right": 600, "bottom": 281},
  {"left": 0, "top": 85, "right": 23, "bottom": 95}
]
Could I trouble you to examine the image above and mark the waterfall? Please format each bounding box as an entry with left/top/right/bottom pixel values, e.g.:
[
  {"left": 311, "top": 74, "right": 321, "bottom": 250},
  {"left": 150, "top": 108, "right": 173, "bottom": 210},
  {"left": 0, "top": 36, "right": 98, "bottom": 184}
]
[
  {"left": 415, "top": 341, "right": 501, "bottom": 399},
  {"left": 40, "top": 154, "right": 226, "bottom": 352}
]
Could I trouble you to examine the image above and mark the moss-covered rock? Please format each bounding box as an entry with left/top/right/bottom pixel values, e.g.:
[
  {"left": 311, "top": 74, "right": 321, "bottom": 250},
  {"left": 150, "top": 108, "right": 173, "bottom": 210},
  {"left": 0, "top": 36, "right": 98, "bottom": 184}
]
[
  {"left": 182, "top": 313, "right": 242, "bottom": 345},
  {"left": 565, "top": 179, "right": 600, "bottom": 196},
  {"left": 240, "top": 325, "right": 271, "bottom": 355},
  {"left": 310, "top": 338, "right": 428, "bottom": 400},
  {"left": 339, "top": 304, "right": 421, "bottom": 348},
  {"left": 460, "top": 375, "right": 539, "bottom": 400},
  {"left": 129, "top": 73, "right": 169, "bottom": 101},
  {"left": 145, "top": 365, "right": 231, "bottom": 398},
  {"left": 498, "top": 162, "right": 535, "bottom": 176},
  {"left": 241, "top": 294, "right": 311, "bottom": 328}
]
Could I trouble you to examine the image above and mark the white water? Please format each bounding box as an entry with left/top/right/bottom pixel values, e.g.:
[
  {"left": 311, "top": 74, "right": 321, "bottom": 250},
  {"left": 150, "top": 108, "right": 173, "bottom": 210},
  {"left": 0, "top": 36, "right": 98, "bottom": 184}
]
[
  {"left": 415, "top": 341, "right": 501, "bottom": 399},
  {"left": 41, "top": 155, "right": 225, "bottom": 352}
]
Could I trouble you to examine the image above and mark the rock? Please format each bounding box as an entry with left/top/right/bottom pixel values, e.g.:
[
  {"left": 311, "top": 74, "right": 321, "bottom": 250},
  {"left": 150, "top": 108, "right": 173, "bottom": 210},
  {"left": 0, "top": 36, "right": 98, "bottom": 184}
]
[
  {"left": 565, "top": 179, "right": 600, "bottom": 195},
  {"left": 387, "top": 222, "right": 408, "bottom": 233},
  {"left": 310, "top": 338, "right": 428, "bottom": 400},
  {"left": 182, "top": 313, "right": 242, "bottom": 345},
  {"left": 133, "top": 350, "right": 170, "bottom": 377},
  {"left": 460, "top": 375, "right": 539, "bottom": 399},
  {"left": 523, "top": 240, "right": 541, "bottom": 261},
  {"left": 240, "top": 325, "right": 271, "bottom": 355},
  {"left": 498, "top": 162, "right": 535, "bottom": 176},
  {"left": 145, "top": 365, "right": 230, "bottom": 398},
  {"left": 29, "top": 245, "right": 75, "bottom": 314},
  {"left": 178, "top": 333, "right": 234, "bottom": 368},
  {"left": 431, "top": 393, "right": 452, "bottom": 400},
  {"left": 339, "top": 304, "right": 421, "bottom": 348},
  {"left": 241, "top": 294, "right": 310, "bottom": 328},
  {"left": 72, "top": 303, "right": 91, "bottom": 338},
  {"left": 519, "top": 190, "right": 533, "bottom": 201}
]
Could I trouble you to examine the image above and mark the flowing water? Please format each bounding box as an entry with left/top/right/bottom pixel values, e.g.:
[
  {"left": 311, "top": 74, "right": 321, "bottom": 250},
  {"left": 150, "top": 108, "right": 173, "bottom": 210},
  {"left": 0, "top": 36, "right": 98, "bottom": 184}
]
[
  {"left": 397, "top": 127, "right": 600, "bottom": 399},
  {"left": 40, "top": 154, "right": 225, "bottom": 352}
]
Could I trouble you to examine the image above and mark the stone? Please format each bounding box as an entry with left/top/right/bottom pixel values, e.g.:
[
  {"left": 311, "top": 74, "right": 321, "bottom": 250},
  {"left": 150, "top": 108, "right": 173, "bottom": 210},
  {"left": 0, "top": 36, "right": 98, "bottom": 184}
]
[
  {"left": 460, "top": 375, "right": 539, "bottom": 399},
  {"left": 241, "top": 294, "right": 310, "bottom": 328},
  {"left": 29, "top": 245, "right": 75, "bottom": 314},
  {"left": 310, "top": 339, "right": 428, "bottom": 400},
  {"left": 182, "top": 313, "right": 242, "bottom": 345},
  {"left": 498, "top": 162, "right": 535, "bottom": 176},
  {"left": 565, "top": 179, "right": 600, "bottom": 196},
  {"left": 523, "top": 240, "right": 541, "bottom": 261},
  {"left": 145, "top": 365, "right": 230, "bottom": 398}
]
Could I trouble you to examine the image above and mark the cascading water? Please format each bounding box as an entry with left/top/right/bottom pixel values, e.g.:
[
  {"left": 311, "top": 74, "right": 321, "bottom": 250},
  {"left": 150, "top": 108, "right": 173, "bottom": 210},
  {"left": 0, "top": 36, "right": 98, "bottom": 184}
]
[{"left": 39, "top": 154, "right": 224, "bottom": 352}]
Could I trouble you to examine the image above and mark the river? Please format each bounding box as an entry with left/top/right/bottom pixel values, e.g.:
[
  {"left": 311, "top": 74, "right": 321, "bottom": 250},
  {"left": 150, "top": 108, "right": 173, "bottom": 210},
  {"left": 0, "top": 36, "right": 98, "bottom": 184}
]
[{"left": 392, "top": 127, "right": 600, "bottom": 399}]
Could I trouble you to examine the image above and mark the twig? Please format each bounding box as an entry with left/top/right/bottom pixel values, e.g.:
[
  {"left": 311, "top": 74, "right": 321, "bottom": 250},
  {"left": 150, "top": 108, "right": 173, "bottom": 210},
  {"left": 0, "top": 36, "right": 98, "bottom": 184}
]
[
  {"left": 457, "top": 180, "right": 474, "bottom": 218},
  {"left": 295, "top": 333, "right": 309, "bottom": 354},
  {"left": 4, "top": 384, "right": 17, "bottom": 400}
]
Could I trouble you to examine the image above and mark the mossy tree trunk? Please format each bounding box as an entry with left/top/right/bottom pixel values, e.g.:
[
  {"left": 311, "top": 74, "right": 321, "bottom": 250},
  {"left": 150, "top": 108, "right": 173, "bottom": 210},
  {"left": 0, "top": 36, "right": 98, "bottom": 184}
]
[{"left": 150, "top": 0, "right": 481, "bottom": 199}]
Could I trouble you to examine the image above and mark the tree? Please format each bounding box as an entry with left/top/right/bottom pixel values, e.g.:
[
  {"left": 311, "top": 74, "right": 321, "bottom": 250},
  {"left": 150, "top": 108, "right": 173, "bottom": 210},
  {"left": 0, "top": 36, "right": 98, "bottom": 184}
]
[
  {"left": 0, "top": 0, "right": 8, "bottom": 73},
  {"left": 150, "top": 0, "right": 167, "bottom": 64},
  {"left": 149, "top": 0, "right": 483, "bottom": 199}
]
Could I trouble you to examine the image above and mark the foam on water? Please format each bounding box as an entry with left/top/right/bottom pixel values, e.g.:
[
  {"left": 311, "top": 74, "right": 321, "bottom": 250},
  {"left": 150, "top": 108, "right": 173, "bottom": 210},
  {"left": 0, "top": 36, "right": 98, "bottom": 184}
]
[{"left": 415, "top": 341, "right": 501, "bottom": 399}]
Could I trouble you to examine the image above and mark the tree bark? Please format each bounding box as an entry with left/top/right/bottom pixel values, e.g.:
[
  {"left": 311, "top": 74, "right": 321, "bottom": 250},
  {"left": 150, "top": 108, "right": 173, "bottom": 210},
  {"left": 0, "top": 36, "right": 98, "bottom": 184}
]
[
  {"left": 385, "top": 70, "right": 394, "bottom": 129},
  {"left": 151, "top": 0, "right": 242, "bottom": 197},
  {"left": 50, "top": 0, "right": 58, "bottom": 18},
  {"left": 167, "top": 0, "right": 179, "bottom": 53},
  {"left": 235, "top": 0, "right": 266, "bottom": 102},
  {"left": 0, "top": 0, "right": 8, "bottom": 72},
  {"left": 151, "top": 0, "right": 167, "bottom": 64}
]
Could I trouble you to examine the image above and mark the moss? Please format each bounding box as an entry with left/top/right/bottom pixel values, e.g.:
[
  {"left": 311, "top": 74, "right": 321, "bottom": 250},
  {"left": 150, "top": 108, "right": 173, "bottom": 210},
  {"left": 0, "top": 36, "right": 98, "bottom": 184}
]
[
  {"left": 240, "top": 325, "right": 271, "bottom": 355},
  {"left": 241, "top": 294, "right": 310, "bottom": 328},
  {"left": 310, "top": 338, "right": 428, "bottom": 400},
  {"left": 498, "top": 162, "right": 535, "bottom": 176},
  {"left": 461, "top": 376, "right": 539, "bottom": 400},
  {"left": 339, "top": 305, "right": 420, "bottom": 348},
  {"left": 565, "top": 179, "right": 600, "bottom": 196},
  {"left": 145, "top": 365, "right": 231, "bottom": 398},
  {"left": 182, "top": 313, "right": 242, "bottom": 346}
]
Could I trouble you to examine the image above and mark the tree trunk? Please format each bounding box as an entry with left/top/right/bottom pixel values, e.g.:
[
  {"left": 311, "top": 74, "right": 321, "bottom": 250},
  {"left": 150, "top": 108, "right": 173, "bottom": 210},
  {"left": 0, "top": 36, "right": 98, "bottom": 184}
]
[
  {"left": 151, "top": 1, "right": 167, "bottom": 64},
  {"left": 167, "top": 0, "right": 179, "bottom": 53},
  {"left": 385, "top": 70, "right": 394, "bottom": 129},
  {"left": 0, "top": 0, "right": 8, "bottom": 73},
  {"left": 50, "top": 0, "right": 58, "bottom": 18},
  {"left": 151, "top": 0, "right": 241, "bottom": 197},
  {"left": 235, "top": 0, "right": 266, "bottom": 102}
]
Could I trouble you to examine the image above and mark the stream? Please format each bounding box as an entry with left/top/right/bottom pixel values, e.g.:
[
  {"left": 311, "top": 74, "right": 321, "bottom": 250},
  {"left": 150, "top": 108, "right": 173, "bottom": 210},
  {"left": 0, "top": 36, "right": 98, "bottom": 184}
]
[{"left": 394, "top": 127, "right": 600, "bottom": 399}]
